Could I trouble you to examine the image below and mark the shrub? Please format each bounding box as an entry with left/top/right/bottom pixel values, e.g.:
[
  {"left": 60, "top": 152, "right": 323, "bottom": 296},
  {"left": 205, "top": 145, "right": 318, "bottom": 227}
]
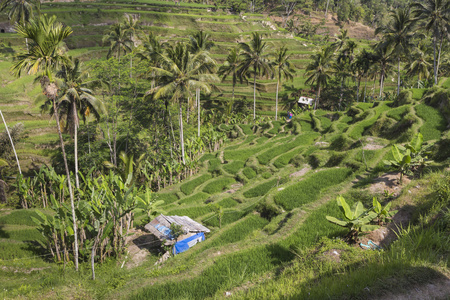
[
  {"left": 178, "top": 192, "right": 210, "bottom": 205},
  {"left": 329, "top": 134, "right": 354, "bottom": 151},
  {"left": 222, "top": 160, "right": 245, "bottom": 175},
  {"left": 290, "top": 154, "right": 306, "bottom": 167},
  {"left": 274, "top": 168, "right": 353, "bottom": 210},
  {"left": 243, "top": 179, "right": 278, "bottom": 198},
  {"left": 394, "top": 90, "right": 413, "bottom": 106},
  {"left": 180, "top": 174, "right": 213, "bottom": 195},
  {"left": 203, "top": 177, "right": 236, "bottom": 194},
  {"left": 261, "top": 171, "right": 272, "bottom": 179},
  {"left": 243, "top": 167, "right": 257, "bottom": 179}
]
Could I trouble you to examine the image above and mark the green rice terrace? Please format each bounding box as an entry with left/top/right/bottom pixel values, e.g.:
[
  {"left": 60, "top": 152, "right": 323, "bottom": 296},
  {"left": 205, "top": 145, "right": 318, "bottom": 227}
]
[{"left": 0, "top": 0, "right": 450, "bottom": 299}]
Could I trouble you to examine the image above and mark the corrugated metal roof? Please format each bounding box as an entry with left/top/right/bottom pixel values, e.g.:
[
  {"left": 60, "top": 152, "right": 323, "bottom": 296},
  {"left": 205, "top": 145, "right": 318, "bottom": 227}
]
[{"left": 144, "top": 214, "right": 210, "bottom": 243}]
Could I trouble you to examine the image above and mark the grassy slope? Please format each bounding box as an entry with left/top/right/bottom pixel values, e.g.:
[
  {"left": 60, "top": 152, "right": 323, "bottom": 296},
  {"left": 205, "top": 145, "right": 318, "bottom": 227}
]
[{"left": 0, "top": 2, "right": 449, "bottom": 299}]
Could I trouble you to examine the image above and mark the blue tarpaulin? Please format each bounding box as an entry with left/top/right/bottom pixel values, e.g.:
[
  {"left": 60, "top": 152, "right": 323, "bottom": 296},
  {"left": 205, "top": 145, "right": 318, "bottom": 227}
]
[{"left": 173, "top": 232, "right": 205, "bottom": 255}]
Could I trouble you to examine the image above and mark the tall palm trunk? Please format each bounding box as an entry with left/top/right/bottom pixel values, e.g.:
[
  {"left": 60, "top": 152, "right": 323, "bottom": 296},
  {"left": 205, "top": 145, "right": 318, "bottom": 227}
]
[
  {"left": 52, "top": 94, "right": 79, "bottom": 272},
  {"left": 437, "top": 34, "right": 443, "bottom": 82},
  {"left": 253, "top": 74, "right": 256, "bottom": 120},
  {"left": 197, "top": 89, "right": 200, "bottom": 137},
  {"left": 379, "top": 71, "right": 384, "bottom": 98},
  {"left": 363, "top": 75, "right": 368, "bottom": 102},
  {"left": 275, "top": 78, "right": 279, "bottom": 121},
  {"left": 314, "top": 86, "right": 321, "bottom": 110},
  {"left": 433, "top": 30, "right": 438, "bottom": 85},
  {"left": 397, "top": 57, "right": 401, "bottom": 96},
  {"left": 73, "top": 101, "right": 79, "bottom": 189},
  {"left": 179, "top": 100, "right": 186, "bottom": 165},
  {"left": 0, "top": 110, "right": 22, "bottom": 174}
]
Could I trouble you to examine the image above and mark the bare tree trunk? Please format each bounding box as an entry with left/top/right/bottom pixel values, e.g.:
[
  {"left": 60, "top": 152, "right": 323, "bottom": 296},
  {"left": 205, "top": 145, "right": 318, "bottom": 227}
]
[
  {"left": 179, "top": 100, "right": 186, "bottom": 165},
  {"left": 275, "top": 78, "right": 279, "bottom": 121},
  {"left": 379, "top": 72, "right": 384, "bottom": 98},
  {"left": 253, "top": 74, "right": 256, "bottom": 120},
  {"left": 52, "top": 95, "right": 79, "bottom": 272},
  {"left": 433, "top": 30, "right": 438, "bottom": 85},
  {"left": 325, "top": 0, "right": 330, "bottom": 18},
  {"left": 314, "top": 86, "right": 321, "bottom": 110},
  {"left": 437, "top": 34, "right": 443, "bottom": 82},
  {"left": 0, "top": 110, "right": 22, "bottom": 174},
  {"left": 397, "top": 57, "right": 401, "bottom": 96},
  {"left": 197, "top": 88, "right": 200, "bottom": 137},
  {"left": 73, "top": 102, "right": 80, "bottom": 189}
]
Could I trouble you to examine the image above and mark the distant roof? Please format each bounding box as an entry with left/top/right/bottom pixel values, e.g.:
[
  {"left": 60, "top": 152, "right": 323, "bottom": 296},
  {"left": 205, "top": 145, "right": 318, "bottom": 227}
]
[{"left": 144, "top": 214, "right": 210, "bottom": 243}]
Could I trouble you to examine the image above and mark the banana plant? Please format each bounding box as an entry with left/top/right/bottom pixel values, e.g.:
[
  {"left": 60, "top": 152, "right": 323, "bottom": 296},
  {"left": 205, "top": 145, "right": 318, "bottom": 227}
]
[
  {"left": 134, "top": 188, "right": 165, "bottom": 224},
  {"left": 372, "top": 197, "right": 397, "bottom": 226},
  {"left": 383, "top": 144, "right": 411, "bottom": 184},
  {"left": 326, "top": 195, "right": 379, "bottom": 243},
  {"left": 405, "top": 133, "right": 432, "bottom": 178}
]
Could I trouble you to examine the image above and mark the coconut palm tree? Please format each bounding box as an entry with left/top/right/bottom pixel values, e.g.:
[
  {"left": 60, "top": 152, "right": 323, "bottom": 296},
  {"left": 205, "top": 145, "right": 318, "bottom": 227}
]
[
  {"left": 239, "top": 32, "right": 272, "bottom": 120},
  {"left": 411, "top": 0, "right": 450, "bottom": 85},
  {"left": 218, "top": 46, "right": 241, "bottom": 111},
  {"left": 272, "top": 45, "right": 295, "bottom": 120},
  {"left": 103, "top": 22, "right": 133, "bottom": 65},
  {"left": 122, "top": 14, "right": 141, "bottom": 79},
  {"left": 10, "top": 14, "right": 79, "bottom": 271},
  {"left": 305, "top": 46, "right": 334, "bottom": 110},
  {"left": 333, "top": 28, "right": 349, "bottom": 51},
  {"left": 188, "top": 30, "right": 216, "bottom": 137},
  {"left": 407, "top": 46, "right": 432, "bottom": 87},
  {"left": 55, "top": 58, "right": 106, "bottom": 189},
  {"left": 372, "top": 42, "right": 393, "bottom": 98},
  {"left": 0, "top": 110, "right": 21, "bottom": 174},
  {"left": 148, "top": 43, "right": 218, "bottom": 165},
  {"left": 376, "top": 8, "right": 416, "bottom": 96},
  {"left": 0, "top": 0, "right": 40, "bottom": 50}
]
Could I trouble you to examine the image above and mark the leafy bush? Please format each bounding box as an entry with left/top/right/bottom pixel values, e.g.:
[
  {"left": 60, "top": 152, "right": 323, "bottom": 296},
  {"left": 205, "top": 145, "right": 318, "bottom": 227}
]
[
  {"left": 243, "top": 179, "right": 278, "bottom": 198},
  {"left": 178, "top": 192, "right": 210, "bottom": 205},
  {"left": 275, "top": 168, "right": 353, "bottom": 210},
  {"left": 394, "top": 90, "right": 413, "bottom": 106},
  {"left": 180, "top": 174, "right": 213, "bottom": 195},
  {"left": 243, "top": 167, "right": 257, "bottom": 179},
  {"left": 202, "top": 177, "right": 236, "bottom": 194},
  {"left": 261, "top": 171, "right": 271, "bottom": 179},
  {"left": 222, "top": 160, "right": 245, "bottom": 175}
]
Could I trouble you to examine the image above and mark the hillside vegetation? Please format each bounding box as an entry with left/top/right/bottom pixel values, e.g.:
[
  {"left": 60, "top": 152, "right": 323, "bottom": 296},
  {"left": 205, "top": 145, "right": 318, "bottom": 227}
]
[{"left": 0, "top": 0, "right": 449, "bottom": 299}]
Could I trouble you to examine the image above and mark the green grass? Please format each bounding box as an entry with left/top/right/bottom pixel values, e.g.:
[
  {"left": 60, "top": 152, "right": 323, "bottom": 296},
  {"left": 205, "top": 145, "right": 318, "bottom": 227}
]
[
  {"left": 242, "top": 167, "right": 257, "bottom": 179},
  {"left": 274, "top": 168, "right": 353, "bottom": 211},
  {"left": 203, "top": 210, "right": 246, "bottom": 227},
  {"left": 243, "top": 179, "right": 278, "bottom": 198},
  {"left": 155, "top": 193, "right": 179, "bottom": 205},
  {"left": 0, "top": 209, "right": 47, "bottom": 226},
  {"left": 216, "top": 197, "right": 239, "bottom": 208},
  {"left": 222, "top": 160, "right": 245, "bottom": 175},
  {"left": 386, "top": 105, "right": 409, "bottom": 121},
  {"left": 180, "top": 174, "right": 213, "bottom": 195},
  {"left": 178, "top": 192, "right": 210, "bottom": 205},
  {"left": 257, "top": 132, "right": 319, "bottom": 165},
  {"left": 202, "top": 177, "right": 236, "bottom": 194},
  {"left": 207, "top": 215, "right": 269, "bottom": 248},
  {"left": 167, "top": 206, "right": 214, "bottom": 219},
  {"left": 348, "top": 103, "right": 391, "bottom": 139},
  {"left": 415, "top": 103, "right": 447, "bottom": 141}
]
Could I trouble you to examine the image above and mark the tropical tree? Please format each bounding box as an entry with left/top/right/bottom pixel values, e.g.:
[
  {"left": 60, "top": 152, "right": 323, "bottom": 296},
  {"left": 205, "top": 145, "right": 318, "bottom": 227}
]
[
  {"left": 411, "top": 0, "right": 450, "bottom": 85},
  {"left": 406, "top": 46, "right": 432, "bottom": 87},
  {"left": 55, "top": 58, "right": 106, "bottom": 189},
  {"left": 332, "top": 28, "right": 349, "bottom": 51},
  {"left": 188, "top": 30, "right": 216, "bottom": 137},
  {"left": 103, "top": 22, "right": 133, "bottom": 65},
  {"left": 0, "top": 0, "right": 40, "bottom": 50},
  {"left": 271, "top": 45, "right": 295, "bottom": 120},
  {"left": 218, "top": 46, "right": 241, "bottom": 101},
  {"left": 148, "top": 42, "right": 218, "bottom": 165},
  {"left": 239, "top": 32, "right": 272, "bottom": 120},
  {"left": 10, "top": 14, "right": 79, "bottom": 271},
  {"left": 122, "top": 13, "right": 141, "bottom": 79},
  {"left": 372, "top": 42, "right": 393, "bottom": 98},
  {"left": 305, "top": 46, "right": 334, "bottom": 110},
  {"left": 376, "top": 8, "right": 416, "bottom": 96}
]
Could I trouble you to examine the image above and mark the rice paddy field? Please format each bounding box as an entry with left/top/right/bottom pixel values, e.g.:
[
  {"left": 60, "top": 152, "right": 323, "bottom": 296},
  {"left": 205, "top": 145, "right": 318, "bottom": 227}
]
[{"left": 0, "top": 1, "right": 450, "bottom": 299}]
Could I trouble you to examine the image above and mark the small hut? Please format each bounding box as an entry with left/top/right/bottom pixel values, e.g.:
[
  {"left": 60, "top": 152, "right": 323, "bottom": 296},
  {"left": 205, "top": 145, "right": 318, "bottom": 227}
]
[{"left": 144, "top": 214, "right": 210, "bottom": 255}]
